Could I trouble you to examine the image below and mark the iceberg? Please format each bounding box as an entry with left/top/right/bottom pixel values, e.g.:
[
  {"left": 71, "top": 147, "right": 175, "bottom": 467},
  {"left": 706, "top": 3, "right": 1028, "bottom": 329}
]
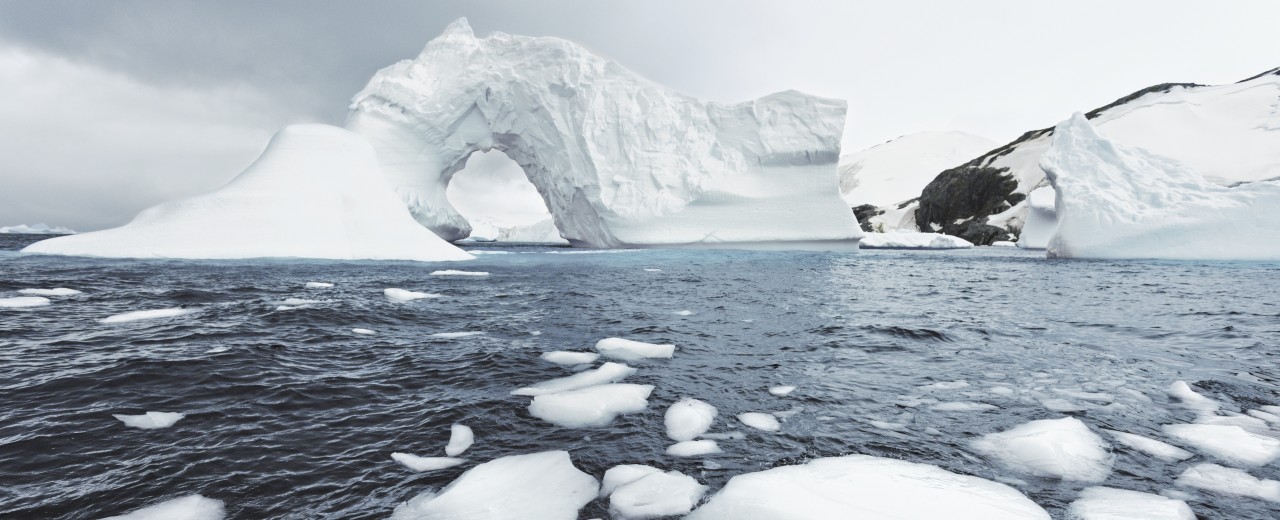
[
  {"left": 346, "top": 18, "right": 860, "bottom": 249},
  {"left": 971, "top": 417, "right": 1113, "bottom": 482},
  {"left": 686, "top": 455, "right": 1049, "bottom": 520},
  {"left": 494, "top": 218, "right": 568, "bottom": 245},
  {"left": 114, "top": 411, "right": 186, "bottom": 430},
  {"left": 664, "top": 398, "right": 717, "bottom": 442},
  {"left": 527, "top": 383, "right": 653, "bottom": 428},
  {"left": 23, "top": 125, "right": 473, "bottom": 262},
  {"left": 858, "top": 232, "right": 973, "bottom": 249},
  {"left": 101, "top": 494, "right": 224, "bottom": 520},
  {"left": 1066, "top": 487, "right": 1195, "bottom": 520},
  {"left": 1040, "top": 114, "right": 1280, "bottom": 260},
  {"left": 390, "top": 451, "right": 598, "bottom": 520}
]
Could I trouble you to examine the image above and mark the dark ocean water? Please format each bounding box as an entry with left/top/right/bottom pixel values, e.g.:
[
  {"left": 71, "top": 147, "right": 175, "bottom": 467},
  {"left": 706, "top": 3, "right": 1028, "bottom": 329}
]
[{"left": 2, "top": 234, "right": 1279, "bottom": 519}]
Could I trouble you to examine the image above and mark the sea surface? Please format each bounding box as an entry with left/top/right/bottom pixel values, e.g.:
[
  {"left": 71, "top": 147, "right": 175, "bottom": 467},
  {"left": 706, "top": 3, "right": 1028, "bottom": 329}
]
[{"left": 2, "top": 234, "right": 1279, "bottom": 519}]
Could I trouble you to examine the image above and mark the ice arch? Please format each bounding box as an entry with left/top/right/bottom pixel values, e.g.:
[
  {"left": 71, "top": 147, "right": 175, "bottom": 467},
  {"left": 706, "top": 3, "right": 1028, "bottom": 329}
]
[{"left": 347, "top": 18, "right": 861, "bottom": 248}]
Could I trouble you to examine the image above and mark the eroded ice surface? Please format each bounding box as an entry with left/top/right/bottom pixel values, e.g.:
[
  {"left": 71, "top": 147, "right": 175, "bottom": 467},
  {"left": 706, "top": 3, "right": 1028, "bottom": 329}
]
[
  {"left": 101, "top": 494, "right": 225, "bottom": 520},
  {"left": 608, "top": 470, "right": 706, "bottom": 520},
  {"left": 665, "top": 398, "right": 717, "bottom": 442},
  {"left": 971, "top": 417, "right": 1113, "bottom": 482},
  {"left": 445, "top": 424, "right": 473, "bottom": 457},
  {"left": 100, "top": 308, "right": 194, "bottom": 324},
  {"left": 390, "top": 453, "right": 465, "bottom": 472},
  {"left": 390, "top": 451, "right": 598, "bottom": 519},
  {"left": 1066, "top": 486, "right": 1195, "bottom": 520},
  {"left": 512, "top": 362, "right": 636, "bottom": 396},
  {"left": 527, "top": 384, "right": 653, "bottom": 428},
  {"left": 595, "top": 338, "right": 675, "bottom": 361},
  {"left": 113, "top": 412, "right": 186, "bottom": 430},
  {"left": 1161, "top": 423, "right": 1280, "bottom": 467}
]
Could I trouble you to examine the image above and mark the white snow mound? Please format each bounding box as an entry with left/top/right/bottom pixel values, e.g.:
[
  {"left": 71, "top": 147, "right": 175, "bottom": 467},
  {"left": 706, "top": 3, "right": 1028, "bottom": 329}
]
[
  {"left": 971, "top": 417, "right": 1113, "bottom": 482},
  {"left": 527, "top": 383, "right": 653, "bottom": 428},
  {"left": 1066, "top": 486, "right": 1195, "bottom": 520},
  {"left": 390, "top": 451, "right": 598, "bottom": 520},
  {"left": 114, "top": 411, "right": 186, "bottom": 430},
  {"left": 101, "top": 494, "right": 225, "bottom": 520},
  {"left": 664, "top": 398, "right": 717, "bottom": 442}
]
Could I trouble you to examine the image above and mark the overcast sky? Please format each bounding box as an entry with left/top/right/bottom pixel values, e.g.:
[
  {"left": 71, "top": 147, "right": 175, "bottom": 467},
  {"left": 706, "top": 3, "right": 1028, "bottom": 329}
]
[{"left": 2, "top": 0, "right": 1278, "bottom": 230}]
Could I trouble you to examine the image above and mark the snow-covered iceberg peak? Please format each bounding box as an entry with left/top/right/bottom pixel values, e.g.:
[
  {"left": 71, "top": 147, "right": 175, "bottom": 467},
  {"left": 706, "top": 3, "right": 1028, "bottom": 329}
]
[
  {"left": 23, "top": 125, "right": 473, "bottom": 262},
  {"left": 1041, "top": 113, "right": 1280, "bottom": 261},
  {"left": 347, "top": 18, "right": 860, "bottom": 249}
]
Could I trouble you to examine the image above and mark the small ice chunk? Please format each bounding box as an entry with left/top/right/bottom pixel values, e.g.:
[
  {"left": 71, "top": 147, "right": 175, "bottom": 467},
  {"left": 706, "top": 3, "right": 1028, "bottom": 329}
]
[
  {"left": 1248, "top": 409, "right": 1280, "bottom": 424},
  {"left": 206, "top": 346, "right": 229, "bottom": 354},
  {"left": 114, "top": 411, "right": 186, "bottom": 430},
  {"left": 430, "top": 331, "right": 485, "bottom": 338},
  {"left": 989, "top": 386, "right": 1015, "bottom": 396},
  {"left": 919, "top": 380, "right": 970, "bottom": 391},
  {"left": 869, "top": 420, "right": 908, "bottom": 432},
  {"left": 389, "top": 451, "right": 598, "bottom": 519},
  {"left": 540, "top": 351, "right": 601, "bottom": 365},
  {"left": 609, "top": 471, "right": 706, "bottom": 519},
  {"left": 100, "top": 308, "right": 194, "bottom": 323},
  {"left": 769, "top": 385, "right": 796, "bottom": 396},
  {"left": 384, "top": 288, "right": 441, "bottom": 302},
  {"left": 1176, "top": 463, "right": 1280, "bottom": 503},
  {"left": 1041, "top": 398, "right": 1087, "bottom": 412},
  {"left": 1053, "top": 389, "right": 1114, "bottom": 402},
  {"left": 1162, "top": 423, "right": 1280, "bottom": 466},
  {"left": 1194, "top": 413, "right": 1269, "bottom": 430},
  {"left": 595, "top": 337, "right": 675, "bottom": 360},
  {"left": 643, "top": 268, "right": 662, "bottom": 272},
  {"left": 512, "top": 362, "right": 637, "bottom": 396},
  {"left": 304, "top": 282, "right": 334, "bottom": 288},
  {"left": 18, "top": 288, "right": 82, "bottom": 296},
  {"left": 430, "top": 270, "right": 490, "bottom": 276},
  {"left": 352, "top": 328, "right": 375, "bottom": 335},
  {"left": 674, "top": 310, "right": 693, "bottom": 316},
  {"left": 600, "top": 464, "right": 662, "bottom": 498},
  {"left": 665, "top": 398, "right": 718, "bottom": 441},
  {"left": 686, "top": 455, "right": 1049, "bottom": 519},
  {"left": 1167, "top": 381, "right": 1218, "bottom": 411},
  {"left": 101, "top": 494, "right": 225, "bottom": 520},
  {"left": 667, "top": 440, "right": 722, "bottom": 457},
  {"left": 971, "top": 417, "right": 1113, "bottom": 482},
  {"left": 390, "top": 453, "right": 465, "bottom": 472},
  {"left": 931, "top": 401, "right": 998, "bottom": 412},
  {"left": 737, "top": 412, "right": 781, "bottom": 432},
  {"left": 1103, "top": 429, "right": 1193, "bottom": 462},
  {"left": 279, "top": 298, "right": 319, "bottom": 305},
  {"left": 0, "top": 296, "right": 50, "bottom": 308},
  {"left": 528, "top": 383, "right": 653, "bottom": 428},
  {"left": 1066, "top": 486, "right": 1195, "bottom": 520},
  {"left": 445, "top": 424, "right": 474, "bottom": 457}
]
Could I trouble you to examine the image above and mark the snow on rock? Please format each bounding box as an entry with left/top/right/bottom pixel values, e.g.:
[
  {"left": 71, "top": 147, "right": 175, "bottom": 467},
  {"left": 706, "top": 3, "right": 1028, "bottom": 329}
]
[
  {"left": 114, "top": 411, "right": 186, "bottom": 430},
  {"left": 540, "top": 351, "right": 600, "bottom": 365},
  {"left": 391, "top": 453, "right": 465, "bottom": 472},
  {"left": 737, "top": 412, "right": 781, "bottom": 432},
  {"left": 1017, "top": 186, "right": 1057, "bottom": 249},
  {"left": 23, "top": 125, "right": 473, "bottom": 262},
  {"left": 608, "top": 470, "right": 706, "bottom": 520},
  {"left": 838, "top": 131, "right": 998, "bottom": 208},
  {"left": 666, "top": 440, "right": 722, "bottom": 457},
  {"left": 600, "top": 464, "right": 662, "bottom": 498},
  {"left": 1041, "top": 114, "right": 1280, "bottom": 260},
  {"left": 430, "top": 270, "right": 489, "bottom": 276},
  {"left": 512, "top": 362, "right": 636, "bottom": 396},
  {"left": 390, "top": 451, "right": 598, "bottom": 520},
  {"left": 100, "top": 494, "right": 225, "bottom": 520},
  {"left": 1162, "top": 423, "right": 1280, "bottom": 466},
  {"left": 0, "top": 223, "right": 76, "bottom": 234},
  {"left": 664, "top": 398, "right": 717, "bottom": 441},
  {"left": 384, "top": 288, "right": 440, "bottom": 302},
  {"left": 686, "top": 454, "right": 1049, "bottom": 520},
  {"left": 768, "top": 385, "right": 796, "bottom": 396},
  {"left": 858, "top": 231, "right": 973, "bottom": 249},
  {"left": 971, "top": 417, "right": 1113, "bottom": 482},
  {"left": 304, "top": 282, "right": 334, "bottom": 289},
  {"left": 100, "top": 308, "right": 194, "bottom": 324},
  {"left": 1103, "top": 429, "right": 1193, "bottom": 462},
  {"left": 1176, "top": 463, "right": 1280, "bottom": 503},
  {"left": 1066, "top": 486, "right": 1195, "bottom": 520},
  {"left": 18, "top": 288, "right": 82, "bottom": 296},
  {"left": 527, "top": 384, "right": 652, "bottom": 428},
  {"left": 0, "top": 296, "right": 50, "bottom": 308},
  {"left": 445, "top": 424, "right": 474, "bottom": 457},
  {"left": 595, "top": 338, "right": 675, "bottom": 361},
  {"left": 346, "top": 18, "right": 860, "bottom": 249}
]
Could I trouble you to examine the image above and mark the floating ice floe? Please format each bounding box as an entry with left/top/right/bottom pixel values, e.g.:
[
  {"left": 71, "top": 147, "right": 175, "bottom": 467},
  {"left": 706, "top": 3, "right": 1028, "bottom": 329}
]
[
  {"left": 0, "top": 296, "right": 50, "bottom": 308},
  {"left": 919, "top": 380, "right": 970, "bottom": 391},
  {"left": 304, "top": 282, "right": 334, "bottom": 289},
  {"left": 114, "top": 411, "right": 186, "bottom": 430},
  {"left": 600, "top": 464, "right": 662, "bottom": 498},
  {"left": 1176, "top": 463, "right": 1280, "bottom": 503},
  {"left": 665, "top": 398, "right": 717, "bottom": 441},
  {"left": 595, "top": 338, "right": 675, "bottom": 361},
  {"left": 1249, "top": 409, "right": 1280, "bottom": 425},
  {"left": 391, "top": 453, "right": 465, "bottom": 472},
  {"left": 100, "top": 308, "right": 195, "bottom": 324},
  {"left": 527, "top": 384, "right": 653, "bottom": 428},
  {"left": 674, "top": 310, "right": 693, "bottom": 316},
  {"left": 512, "top": 362, "right": 636, "bottom": 396},
  {"left": 643, "top": 268, "right": 662, "bottom": 272},
  {"left": 1041, "top": 398, "right": 1087, "bottom": 412},
  {"left": 1166, "top": 381, "right": 1218, "bottom": 412},
  {"left": 390, "top": 451, "right": 598, "bottom": 519},
  {"left": 686, "top": 455, "right": 1049, "bottom": 519},
  {"left": 18, "top": 288, "right": 82, "bottom": 296},
  {"left": 1194, "top": 412, "right": 1270, "bottom": 430},
  {"left": 608, "top": 470, "right": 706, "bottom": 519},
  {"left": 430, "top": 270, "right": 490, "bottom": 277},
  {"left": 384, "top": 288, "right": 441, "bottom": 302},
  {"left": 1066, "top": 486, "right": 1195, "bottom": 520},
  {"left": 1162, "top": 423, "right": 1280, "bottom": 466},
  {"left": 768, "top": 385, "right": 796, "bottom": 396},
  {"left": 859, "top": 232, "right": 974, "bottom": 249},
  {"left": 869, "top": 420, "right": 908, "bottom": 432},
  {"left": 100, "top": 494, "right": 225, "bottom": 520},
  {"left": 279, "top": 298, "right": 320, "bottom": 306},
  {"left": 737, "top": 412, "right": 781, "bottom": 432},
  {"left": 539, "top": 351, "right": 600, "bottom": 365},
  {"left": 430, "top": 331, "right": 485, "bottom": 339},
  {"left": 352, "top": 328, "right": 376, "bottom": 335},
  {"left": 931, "top": 401, "right": 998, "bottom": 412},
  {"left": 445, "top": 424, "right": 473, "bottom": 457},
  {"left": 666, "top": 439, "right": 722, "bottom": 457},
  {"left": 971, "top": 417, "right": 1113, "bottom": 482},
  {"left": 1103, "top": 429, "right": 1193, "bottom": 462}
]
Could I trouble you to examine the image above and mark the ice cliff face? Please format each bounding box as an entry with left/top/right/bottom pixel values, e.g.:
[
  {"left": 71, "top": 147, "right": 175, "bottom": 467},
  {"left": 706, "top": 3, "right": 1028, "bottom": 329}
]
[
  {"left": 346, "top": 18, "right": 860, "bottom": 248},
  {"left": 1041, "top": 114, "right": 1280, "bottom": 260}
]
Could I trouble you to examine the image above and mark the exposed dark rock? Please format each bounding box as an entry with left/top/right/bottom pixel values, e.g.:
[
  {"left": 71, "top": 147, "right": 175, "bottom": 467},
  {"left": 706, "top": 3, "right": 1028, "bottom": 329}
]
[
  {"left": 952, "top": 221, "right": 1010, "bottom": 246},
  {"left": 914, "top": 166, "right": 1021, "bottom": 239},
  {"left": 851, "top": 204, "right": 884, "bottom": 232}
]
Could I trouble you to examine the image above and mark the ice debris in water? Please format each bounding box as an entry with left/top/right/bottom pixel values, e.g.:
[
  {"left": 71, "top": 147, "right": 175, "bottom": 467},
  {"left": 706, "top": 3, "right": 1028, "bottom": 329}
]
[
  {"left": 685, "top": 455, "right": 1049, "bottom": 520},
  {"left": 280, "top": 298, "right": 319, "bottom": 305},
  {"left": 540, "top": 351, "right": 600, "bottom": 365},
  {"left": 1041, "top": 398, "right": 1087, "bottom": 412},
  {"left": 430, "top": 331, "right": 485, "bottom": 338},
  {"left": 352, "top": 328, "right": 376, "bottom": 335},
  {"left": 100, "top": 308, "right": 195, "bottom": 324},
  {"left": 608, "top": 470, "right": 706, "bottom": 520},
  {"left": 100, "top": 494, "right": 225, "bottom": 520},
  {"left": 18, "top": 288, "right": 82, "bottom": 296},
  {"left": 527, "top": 384, "right": 653, "bottom": 428},
  {"left": 666, "top": 439, "right": 721, "bottom": 457},
  {"left": 919, "top": 380, "right": 970, "bottom": 391},
  {"left": 643, "top": 268, "right": 662, "bottom": 272},
  {"left": 304, "top": 282, "right": 334, "bottom": 288},
  {"left": 384, "top": 288, "right": 441, "bottom": 302},
  {"left": 1176, "top": 463, "right": 1280, "bottom": 503},
  {"left": 971, "top": 417, "right": 1113, "bottom": 482},
  {"left": 445, "top": 424, "right": 473, "bottom": 457},
  {"left": 0, "top": 296, "right": 50, "bottom": 308},
  {"left": 1103, "top": 429, "right": 1193, "bottom": 462},
  {"left": 390, "top": 451, "right": 598, "bottom": 520},
  {"left": 931, "top": 401, "right": 998, "bottom": 412},
  {"left": 512, "top": 362, "right": 636, "bottom": 396},
  {"left": 1193, "top": 412, "right": 1269, "bottom": 430},
  {"left": 390, "top": 453, "right": 465, "bottom": 472},
  {"left": 1161, "top": 423, "right": 1280, "bottom": 467},
  {"left": 665, "top": 398, "right": 717, "bottom": 441},
  {"left": 1066, "top": 486, "right": 1195, "bottom": 520},
  {"left": 430, "top": 270, "right": 490, "bottom": 277},
  {"left": 674, "top": 310, "right": 693, "bottom": 316},
  {"left": 114, "top": 411, "right": 186, "bottom": 430},
  {"left": 737, "top": 412, "right": 781, "bottom": 432},
  {"left": 768, "top": 385, "right": 796, "bottom": 396},
  {"left": 1166, "top": 381, "right": 1218, "bottom": 411},
  {"left": 600, "top": 464, "right": 662, "bottom": 498},
  {"left": 595, "top": 337, "right": 675, "bottom": 361}
]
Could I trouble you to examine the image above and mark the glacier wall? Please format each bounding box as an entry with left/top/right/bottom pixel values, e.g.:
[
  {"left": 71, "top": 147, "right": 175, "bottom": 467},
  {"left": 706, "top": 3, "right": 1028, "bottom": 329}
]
[{"left": 346, "top": 18, "right": 860, "bottom": 248}]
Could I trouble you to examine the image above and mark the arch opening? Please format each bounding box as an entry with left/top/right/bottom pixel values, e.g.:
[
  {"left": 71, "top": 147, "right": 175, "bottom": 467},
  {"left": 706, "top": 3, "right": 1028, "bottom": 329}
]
[{"left": 445, "top": 149, "right": 566, "bottom": 244}]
